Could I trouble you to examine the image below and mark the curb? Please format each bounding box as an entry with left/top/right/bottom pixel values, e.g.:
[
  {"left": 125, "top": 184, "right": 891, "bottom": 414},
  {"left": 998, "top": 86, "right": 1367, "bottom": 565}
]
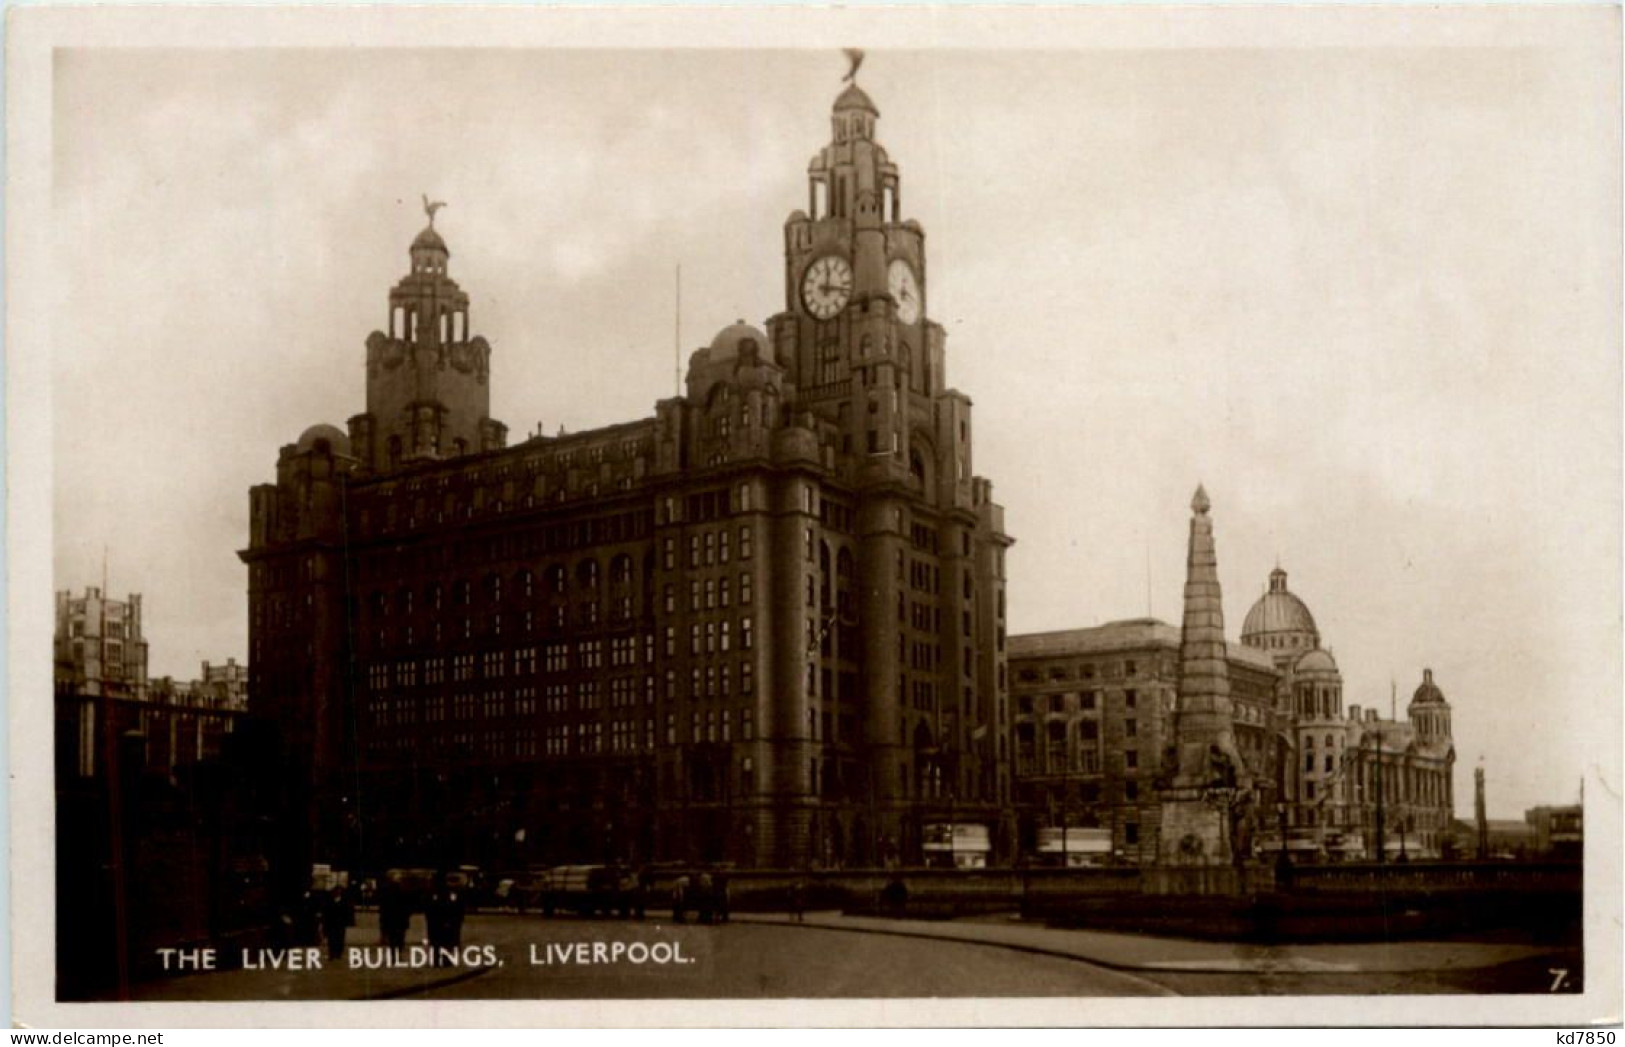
[{"left": 730, "top": 914, "right": 1547, "bottom": 979}]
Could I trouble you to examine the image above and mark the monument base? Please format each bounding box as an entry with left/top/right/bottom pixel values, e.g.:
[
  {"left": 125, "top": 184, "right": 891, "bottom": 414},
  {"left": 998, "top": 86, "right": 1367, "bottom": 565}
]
[{"left": 1156, "top": 786, "right": 1231, "bottom": 867}]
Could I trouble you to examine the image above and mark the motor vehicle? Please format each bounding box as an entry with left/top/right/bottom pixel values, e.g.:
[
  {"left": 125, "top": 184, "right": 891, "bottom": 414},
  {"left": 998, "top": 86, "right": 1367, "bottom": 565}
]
[
  {"left": 511, "top": 867, "right": 552, "bottom": 913},
  {"left": 539, "top": 864, "right": 644, "bottom": 918}
]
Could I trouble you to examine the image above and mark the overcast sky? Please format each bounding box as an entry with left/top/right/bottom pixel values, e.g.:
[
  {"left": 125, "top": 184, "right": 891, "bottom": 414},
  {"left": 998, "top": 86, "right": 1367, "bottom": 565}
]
[{"left": 48, "top": 27, "right": 1617, "bottom": 817}]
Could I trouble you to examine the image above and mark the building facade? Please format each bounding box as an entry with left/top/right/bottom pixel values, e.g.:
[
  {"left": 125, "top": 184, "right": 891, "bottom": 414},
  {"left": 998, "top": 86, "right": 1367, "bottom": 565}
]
[
  {"left": 54, "top": 591, "right": 247, "bottom": 780},
  {"left": 55, "top": 587, "right": 149, "bottom": 699},
  {"left": 1008, "top": 619, "right": 1280, "bottom": 863},
  {"left": 1011, "top": 494, "right": 1456, "bottom": 864},
  {"left": 242, "top": 76, "right": 1013, "bottom": 873}
]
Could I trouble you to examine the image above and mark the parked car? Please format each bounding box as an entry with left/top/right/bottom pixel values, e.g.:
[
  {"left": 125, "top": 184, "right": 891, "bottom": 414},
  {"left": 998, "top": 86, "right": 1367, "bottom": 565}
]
[{"left": 535, "top": 864, "right": 645, "bottom": 918}]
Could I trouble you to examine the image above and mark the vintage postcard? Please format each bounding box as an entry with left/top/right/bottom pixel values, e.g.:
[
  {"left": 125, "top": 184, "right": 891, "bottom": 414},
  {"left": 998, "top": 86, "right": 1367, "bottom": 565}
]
[{"left": 8, "top": 4, "right": 1621, "bottom": 1030}]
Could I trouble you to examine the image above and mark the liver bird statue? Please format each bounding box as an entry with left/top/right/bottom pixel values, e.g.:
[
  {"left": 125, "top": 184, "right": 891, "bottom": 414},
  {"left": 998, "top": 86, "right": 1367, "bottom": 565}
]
[
  {"left": 422, "top": 194, "right": 448, "bottom": 227},
  {"left": 842, "top": 48, "right": 864, "bottom": 83}
]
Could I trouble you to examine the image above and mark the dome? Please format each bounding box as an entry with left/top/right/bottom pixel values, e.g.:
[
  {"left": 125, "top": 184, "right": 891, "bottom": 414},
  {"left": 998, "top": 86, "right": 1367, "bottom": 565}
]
[
  {"left": 708, "top": 320, "right": 768, "bottom": 362},
  {"left": 1293, "top": 648, "right": 1339, "bottom": 676},
  {"left": 295, "top": 424, "right": 351, "bottom": 457},
  {"left": 411, "top": 225, "right": 448, "bottom": 253},
  {"left": 1240, "top": 567, "right": 1320, "bottom": 645},
  {"left": 1411, "top": 668, "right": 1448, "bottom": 705},
  {"left": 834, "top": 82, "right": 879, "bottom": 115}
]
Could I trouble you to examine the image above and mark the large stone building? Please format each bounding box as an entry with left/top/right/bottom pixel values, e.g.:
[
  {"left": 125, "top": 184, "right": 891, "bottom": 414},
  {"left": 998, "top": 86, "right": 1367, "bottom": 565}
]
[
  {"left": 1008, "top": 619, "right": 1279, "bottom": 863},
  {"left": 242, "top": 75, "right": 1013, "bottom": 873},
  {"left": 1010, "top": 490, "right": 1456, "bottom": 864}
]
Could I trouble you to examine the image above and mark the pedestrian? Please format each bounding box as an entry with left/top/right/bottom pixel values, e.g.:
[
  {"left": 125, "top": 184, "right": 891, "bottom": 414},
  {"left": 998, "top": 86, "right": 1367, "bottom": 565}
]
[
  {"left": 378, "top": 870, "right": 409, "bottom": 950},
  {"left": 881, "top": 876, "right": 908, "bottom": 917},
  {"left": 714, "top": 871, "right": 731, "bottom": 923},
  {"left": 790, "top": 878, "right": 807, "bottom": 923},
  {"left": 673, "top": 873, "right": 691, "bottom": 923},
  {"left": 294, "top": 887, "right": 321, "bottom": 947},
  {"left": 321, "top": 885, "right": 353, "bottom": 960},
  {"left": 426, "top": 870, "right": 466, "bottom": 966}
]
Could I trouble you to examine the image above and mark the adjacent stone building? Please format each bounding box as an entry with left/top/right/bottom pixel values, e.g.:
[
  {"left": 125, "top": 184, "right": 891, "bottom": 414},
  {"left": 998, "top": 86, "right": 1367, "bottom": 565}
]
[
  {"left": 1009, "top": 618, "right": 1279, "bottom": 863},
  {"left": 242, "top": 76, "right": 1013, "bottom": 873},
  {"left": 1010, "top": 491, "right": 1456, "bottom": 864}
]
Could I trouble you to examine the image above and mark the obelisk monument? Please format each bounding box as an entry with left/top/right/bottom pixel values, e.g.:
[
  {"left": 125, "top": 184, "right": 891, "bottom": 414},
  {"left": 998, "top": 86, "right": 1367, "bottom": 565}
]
[{"left": 1156, "top": 485, "right": 1251, "bottom": 869}]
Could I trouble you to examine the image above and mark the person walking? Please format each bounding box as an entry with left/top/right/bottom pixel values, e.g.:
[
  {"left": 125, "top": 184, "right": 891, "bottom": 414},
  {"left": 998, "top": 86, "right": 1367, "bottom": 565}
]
[
  {"left": 378, "top": 871, "right": 409, "bottom": 950},
  {"left": 426, "top": 871, "right": 466, "bottom": 966},
  {"left": 790, "top": 878, "right": 808, "bottom": 923},
  {"left": 321, "top": 885, "right": 353, "bottom": 960}
]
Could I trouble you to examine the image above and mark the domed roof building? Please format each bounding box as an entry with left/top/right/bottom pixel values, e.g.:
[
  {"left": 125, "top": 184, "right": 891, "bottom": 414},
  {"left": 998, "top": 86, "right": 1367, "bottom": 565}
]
[
  {"left": 1241, "top": 567, "right": 1320, "bottom": 670},
  {"left": 1407, "top": 667, "right": 1454, "bottom": 747},
  {"left": 834, "top": 82, "right": 879, "bottom": 114},
  {"left": 707, "top": 320, "right": 769, "bottom": 363}
]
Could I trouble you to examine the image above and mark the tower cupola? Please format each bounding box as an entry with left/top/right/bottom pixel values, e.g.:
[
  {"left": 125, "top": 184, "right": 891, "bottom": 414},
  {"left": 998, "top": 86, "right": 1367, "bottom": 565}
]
[
  {"left": 833, "top": 82, "right": 879, "bottom": 142},
  {"left": 347, "top": 199, "right": 507, "bottom": 472}
]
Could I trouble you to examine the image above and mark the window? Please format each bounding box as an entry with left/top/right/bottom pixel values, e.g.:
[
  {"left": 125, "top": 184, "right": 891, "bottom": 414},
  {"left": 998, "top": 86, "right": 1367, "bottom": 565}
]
[
  {"left": 740, "top": 526, "right": 753, "bottom": 560},
  {"left": 741, "top": 617, "right": 753, "bottom": 649}
]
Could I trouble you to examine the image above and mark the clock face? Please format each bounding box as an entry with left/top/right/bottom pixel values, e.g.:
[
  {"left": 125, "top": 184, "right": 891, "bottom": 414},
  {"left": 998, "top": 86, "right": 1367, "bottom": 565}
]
[
  {"left": 888, "top": 259, "right": 922, "bottom": 325},
  {"left": 801, "top": 255, "right": 853, "bottom": 321}
]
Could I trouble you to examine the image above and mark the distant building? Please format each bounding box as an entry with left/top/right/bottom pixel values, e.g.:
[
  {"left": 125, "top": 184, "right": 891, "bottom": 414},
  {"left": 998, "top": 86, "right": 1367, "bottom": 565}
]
[
  {"left": 55, "top": 587, "right": 248, "bottom": 776},
  {"left": 1525, "top": 804, "right": 1583, "bottom": 860},
  {"left": 54, "top": 587, "right": 149, "bottom": 699},
  {"left": 196, "top": 658, "right": 249, "bottom": 711}
]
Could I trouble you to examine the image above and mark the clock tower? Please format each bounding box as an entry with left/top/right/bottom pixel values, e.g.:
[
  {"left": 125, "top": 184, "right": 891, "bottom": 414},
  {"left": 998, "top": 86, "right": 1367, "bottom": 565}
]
[
  {"left": 745, "top": 68, "right": 1010, "bottom": 863},
  {"left": 769, "top": 80, "right": 947, "bottom": 473}
]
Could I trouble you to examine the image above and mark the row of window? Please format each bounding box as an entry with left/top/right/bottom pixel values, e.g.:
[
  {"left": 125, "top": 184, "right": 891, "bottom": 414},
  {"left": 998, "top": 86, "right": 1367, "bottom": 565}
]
[
  {"left": 1016, "top": 658, "right": 1167, "bottom": 685},
  {"left": 1017, "top": 690, "right": 1141, "bottom": 716},
  {"left": 667, "top": 574, "right": 754, "bottom": 614}
]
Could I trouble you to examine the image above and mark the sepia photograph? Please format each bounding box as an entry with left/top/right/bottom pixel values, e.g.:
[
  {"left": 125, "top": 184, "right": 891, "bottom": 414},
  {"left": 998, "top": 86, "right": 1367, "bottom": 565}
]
[{"left": 8, "top": 4, "right": 1621, "bottom": 1029}]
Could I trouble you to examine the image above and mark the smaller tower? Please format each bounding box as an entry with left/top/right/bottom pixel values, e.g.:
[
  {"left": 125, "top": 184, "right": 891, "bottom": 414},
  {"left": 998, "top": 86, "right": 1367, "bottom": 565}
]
[
  {"left": 1408, "top": 667, "right": 1453, "bottom": 744},
  {"left": 348, "top": 203, "right": 507, "bottom": 473},
  {"left": 1474, "top": 765, "right": 1489, "bottom": 859}
]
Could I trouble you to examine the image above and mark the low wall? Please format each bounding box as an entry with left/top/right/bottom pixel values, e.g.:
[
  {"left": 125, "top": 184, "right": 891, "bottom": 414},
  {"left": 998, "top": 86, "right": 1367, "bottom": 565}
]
[{"left": 1288, "top": 861, "right": 1581, "bottom": 895}]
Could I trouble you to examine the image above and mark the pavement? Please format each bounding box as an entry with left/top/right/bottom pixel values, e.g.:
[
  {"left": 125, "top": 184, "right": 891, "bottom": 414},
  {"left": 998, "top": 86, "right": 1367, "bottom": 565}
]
[{"left": 730, "top": 911, "right": 1560, "bottom": 976}]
